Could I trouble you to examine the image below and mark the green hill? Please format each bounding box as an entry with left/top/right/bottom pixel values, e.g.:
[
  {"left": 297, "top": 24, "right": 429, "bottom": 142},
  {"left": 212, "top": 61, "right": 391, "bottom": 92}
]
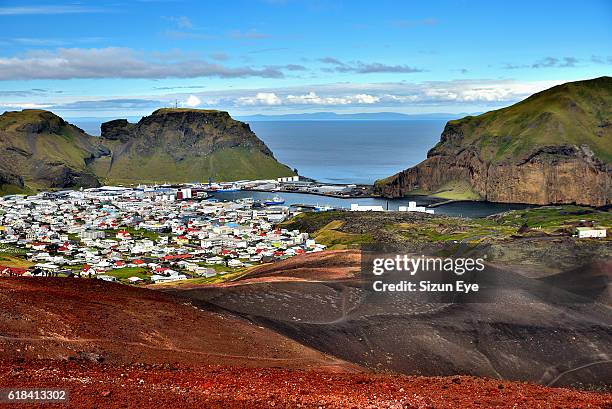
[
  {"left": 0, "top": 108, "right": 294, "bottom": 193},
  {"left": 0, "top": 110, "right": 106, "bottom": 193},
  {"left": 441, "top": 76, "right": 611, "bottom": 163},
  {"left": 376, "top": 77, "right": 611, "bottom": 206}
]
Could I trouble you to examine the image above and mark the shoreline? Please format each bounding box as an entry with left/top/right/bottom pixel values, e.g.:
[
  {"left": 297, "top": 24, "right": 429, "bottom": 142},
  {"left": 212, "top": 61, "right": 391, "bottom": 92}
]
[{"left": 241, "top": 187, "right": 379, "bottom": 200}]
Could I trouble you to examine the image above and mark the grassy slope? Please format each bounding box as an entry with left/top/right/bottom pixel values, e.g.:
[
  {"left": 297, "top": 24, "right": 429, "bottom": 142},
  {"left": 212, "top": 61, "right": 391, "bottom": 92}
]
[
  {"left": 0, "top": 184, "right": 32, "bottom": 196},
  {"left": 0, "top": 110, "right": 99, "bottom": 191},
  {"left": 446, "top": 76, "right": 612, "bottom": 163},
  {"left": 99, "top": 147, "right": 294, "bottom": 184},
  {"left": 0, "top": 255, "right": 33, "bottom": 268},
  {"left": 282, "top": 206, "right": 611, "bottom": 247},
  {"left": 148, "top": 269, "right": 248, "bottom": 287},
  {"left": 0, "top": 110, "right": 95, "bottom": 171},
  {"left": 493, "top": 205, "right": 612, "bottom": 228},
  {"left": 426, "top": 180, "right": 482, "bottom": 200}
]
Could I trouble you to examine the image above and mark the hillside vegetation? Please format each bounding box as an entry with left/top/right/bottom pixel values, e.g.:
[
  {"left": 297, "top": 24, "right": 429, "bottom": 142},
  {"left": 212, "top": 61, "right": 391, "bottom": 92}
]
[
  {"left": 0, "top": 108, "right": 294, "bottom": 193},
  {"left": 282, "top": 206, "right": 611, "bottom": 248},
  {"left": 0, "top": 109, "right": 105, "bottom": 191},
  {"left": 443, "top": 76, "right": 611, "bottom": 163},
  {"left": 376, "top": 77, "right": 612, "bottom": 206}
]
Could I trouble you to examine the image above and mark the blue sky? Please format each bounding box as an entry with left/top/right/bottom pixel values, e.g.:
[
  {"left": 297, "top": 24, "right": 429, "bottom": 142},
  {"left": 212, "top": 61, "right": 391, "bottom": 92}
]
[{"left": 0, "top": 0, "right": 610, "bottom": 117}]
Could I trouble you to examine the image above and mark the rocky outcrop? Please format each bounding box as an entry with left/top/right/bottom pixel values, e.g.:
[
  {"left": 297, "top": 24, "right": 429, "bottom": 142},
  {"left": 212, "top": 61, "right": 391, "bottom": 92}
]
[
  {"left": 378, "top": 138, "right": 611, "bottom": 206},
  {"left": 95, "top": 108, "right": 294, "bottom": 183},
  {"left": 376, "top": 77, "right": 612, "bottom": 206},
  {"left": 101, "top": 109, "right": 276, "bottom": 157},
  {"left": 100, "top": 119, "right": 135, "bottom": 143},
  {"left": 485, "top": 145, "right": 610, "bottom": 205},
  {"left": 0, "top": 168, "right": 25, "bottom": 189}
]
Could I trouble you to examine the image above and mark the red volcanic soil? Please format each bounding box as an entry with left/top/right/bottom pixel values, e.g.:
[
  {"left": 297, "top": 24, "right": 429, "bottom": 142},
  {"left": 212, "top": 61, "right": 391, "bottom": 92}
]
[
  {"left": 1, "top": 276, "right": 610, "bottom": 408},
  {"left": 244, "top": 249, "right": 360, "bottom": 281},
  {"left": 1, "top": 360, "right": 610, "bottom": 409},
  {"left": 0, "top": 277, "right": 354, "bottom": 371},
  {"left": 220, "top": 249, "right": 360, "bottom": 287}
]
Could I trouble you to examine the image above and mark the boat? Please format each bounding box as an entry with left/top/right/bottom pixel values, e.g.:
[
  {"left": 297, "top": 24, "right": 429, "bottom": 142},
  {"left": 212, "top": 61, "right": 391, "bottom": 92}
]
[
  {"left": 206, "top": 183, "right": 241, "bottom": 192},
  {"left": 263, "top": 196, "right": 285, "bottom": 205},
  {"left": 216, "top": 186, "right": 240, "bottom": 192}
]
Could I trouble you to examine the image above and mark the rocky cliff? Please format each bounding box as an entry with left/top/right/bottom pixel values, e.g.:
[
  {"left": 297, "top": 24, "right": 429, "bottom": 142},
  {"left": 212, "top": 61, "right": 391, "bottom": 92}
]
[
  {"left": 0, "top": 110, "right": 107, "bottom": 193},
  {"left": 375, "top": 77, "right": 612, "bottom": 206},
  {"left": 91, "top": 108, "right": 294, "bottom": 184},
  {"left": 0, "top": 108, "right": 294, "bottom": 193}
]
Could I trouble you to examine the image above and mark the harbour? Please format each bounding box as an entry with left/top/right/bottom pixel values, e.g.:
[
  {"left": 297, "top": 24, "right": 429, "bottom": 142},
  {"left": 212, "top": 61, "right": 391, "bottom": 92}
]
[{"left": 211, "top": 190, "right": 534, "bottom": 218}]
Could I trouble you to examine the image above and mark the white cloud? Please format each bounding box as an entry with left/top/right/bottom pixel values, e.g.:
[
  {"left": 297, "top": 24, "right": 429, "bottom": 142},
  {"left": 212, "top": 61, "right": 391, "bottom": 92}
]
[
  {"left": 0, "top": 102, "right": 52, "bottom": 109},
  {"left": 184, "top": 95, "right": 201, "bottom": 107},
  {"left": 354, "top": 94, "right": 380, "bottom": 104},
  {"left": 166, "top": 16, "right": 193, "bottom": 29},
  {"left": 285, "top": 92, "right": 379, "bottom": 105},
  {"left": 0, "top": 47, "right": 286, "bottom": 80},
  {"left": 4, "top": 78, "right": 567, "bottom": 115},
  {"left": 237, "top": 92, "right": 282, "bottom": 105},
  {"left": 218, "top": 79, "right": 566, "bottom": 109}
]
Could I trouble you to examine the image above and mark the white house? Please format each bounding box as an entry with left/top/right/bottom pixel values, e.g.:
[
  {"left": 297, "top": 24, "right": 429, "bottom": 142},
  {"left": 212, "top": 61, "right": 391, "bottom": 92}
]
[
  {"left": 350, "top": 203, "right": 384, "bottom": 212},
  {"left": 150, "top": 274, "right": 187, "bottom": 283},
  {"left": 398, "top": 201, "right": 435, "bottom": 214},
  {"left": 227, "top": 259, "right": 244, "bottom": 268},
  {"left": 576, "top": 227, "right": 607, "bottom": 238}
]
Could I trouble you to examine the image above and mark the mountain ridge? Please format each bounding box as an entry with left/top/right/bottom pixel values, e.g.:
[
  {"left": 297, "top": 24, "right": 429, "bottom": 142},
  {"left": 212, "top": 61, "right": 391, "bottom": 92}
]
[
  {"left": 0, "top": 108, "right": 294, "bottom": 193},
  {"left": 375, "top": 76, "right": 612, "bottom": 206}
]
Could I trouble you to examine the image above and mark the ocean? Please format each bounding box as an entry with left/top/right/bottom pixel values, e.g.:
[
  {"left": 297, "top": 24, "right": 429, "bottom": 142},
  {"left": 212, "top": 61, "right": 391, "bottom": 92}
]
[{"left": 249, "top": 120, "right": 446, "bottom": 184}]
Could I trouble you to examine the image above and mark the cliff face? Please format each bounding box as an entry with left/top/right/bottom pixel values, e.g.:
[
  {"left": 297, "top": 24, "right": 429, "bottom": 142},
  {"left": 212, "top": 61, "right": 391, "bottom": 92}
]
[
  {"left": 0, "top": 110, "right": 106, "bottom": 192},
  {"left": 93, "top": 108, "right": 294, "bottom": 183},
  {"left": 375, "top": 77, "right": 612, "bottom": 206}
]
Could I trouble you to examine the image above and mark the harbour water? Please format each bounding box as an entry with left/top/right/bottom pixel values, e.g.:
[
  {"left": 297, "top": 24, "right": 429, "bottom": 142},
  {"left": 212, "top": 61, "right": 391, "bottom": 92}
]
[
  {"left": 212, "top": 191, "right": 533, "bottom": 218},
  {"left": 249, "top": 120, "right": 446, "bottom": 184}
]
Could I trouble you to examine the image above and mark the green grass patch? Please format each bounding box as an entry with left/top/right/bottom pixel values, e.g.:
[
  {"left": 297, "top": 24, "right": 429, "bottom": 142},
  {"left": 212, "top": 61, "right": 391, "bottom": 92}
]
[
  {"left": 493, "top": 206, "right": 612, "bottom": 230},
  {"left": 429, "top": 180, "right": 483, "bottom": 201},
  {"left": 0, "top": 254, "right": 33, "bottom": 268},
  {"left": 196, "top": 262, "right": 243, "bottom": 273},
  {"left": 311, "top": 220, "right": 373, "bottom": 249},
  {"left": 104, "top": 227, "right": 160, "bottom": 241},
  {"left": 0, "top": 244, "right": 27, "bottom": 255},
  {"left": 149, "top": 269, "right": 247, "bottom": 287},
  {"left": 107, "top": 267, "right": 151, "bottom": 281},
  {"left": 0, "top": 184, "right": 32, "bottom": 196},
  {"left": 102, "top": 147, "right": 294, "bottom": 184}
]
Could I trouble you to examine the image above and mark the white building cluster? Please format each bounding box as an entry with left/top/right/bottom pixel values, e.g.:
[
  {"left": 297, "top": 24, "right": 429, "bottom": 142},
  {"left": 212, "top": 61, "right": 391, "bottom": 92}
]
[
  {"left": 0, "top": 187, "right": 325, "bottom": 283},
  {"left": 350, "top": 201, "right": 434, "bottom": 214}
]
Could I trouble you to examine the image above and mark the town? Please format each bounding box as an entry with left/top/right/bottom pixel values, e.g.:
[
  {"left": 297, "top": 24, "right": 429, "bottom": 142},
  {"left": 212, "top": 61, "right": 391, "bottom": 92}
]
[{"left": 0, "top": 186, "right": 326, "bottom": 284}]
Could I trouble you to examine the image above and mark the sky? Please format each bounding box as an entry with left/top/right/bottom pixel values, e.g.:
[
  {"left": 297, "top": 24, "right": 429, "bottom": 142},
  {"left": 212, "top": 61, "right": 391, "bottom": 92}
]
[{"left": 0, "top": 0, "right": 610, "bottom": 118}]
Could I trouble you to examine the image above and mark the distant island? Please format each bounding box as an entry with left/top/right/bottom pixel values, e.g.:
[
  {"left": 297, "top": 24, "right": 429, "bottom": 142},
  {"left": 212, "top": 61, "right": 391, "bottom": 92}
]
[
  {"left": 375, "top": 76, "right": 612, "bottom": 207},
  {"left": 237, "top": 111, "right": 475, "bottom": 121}
]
